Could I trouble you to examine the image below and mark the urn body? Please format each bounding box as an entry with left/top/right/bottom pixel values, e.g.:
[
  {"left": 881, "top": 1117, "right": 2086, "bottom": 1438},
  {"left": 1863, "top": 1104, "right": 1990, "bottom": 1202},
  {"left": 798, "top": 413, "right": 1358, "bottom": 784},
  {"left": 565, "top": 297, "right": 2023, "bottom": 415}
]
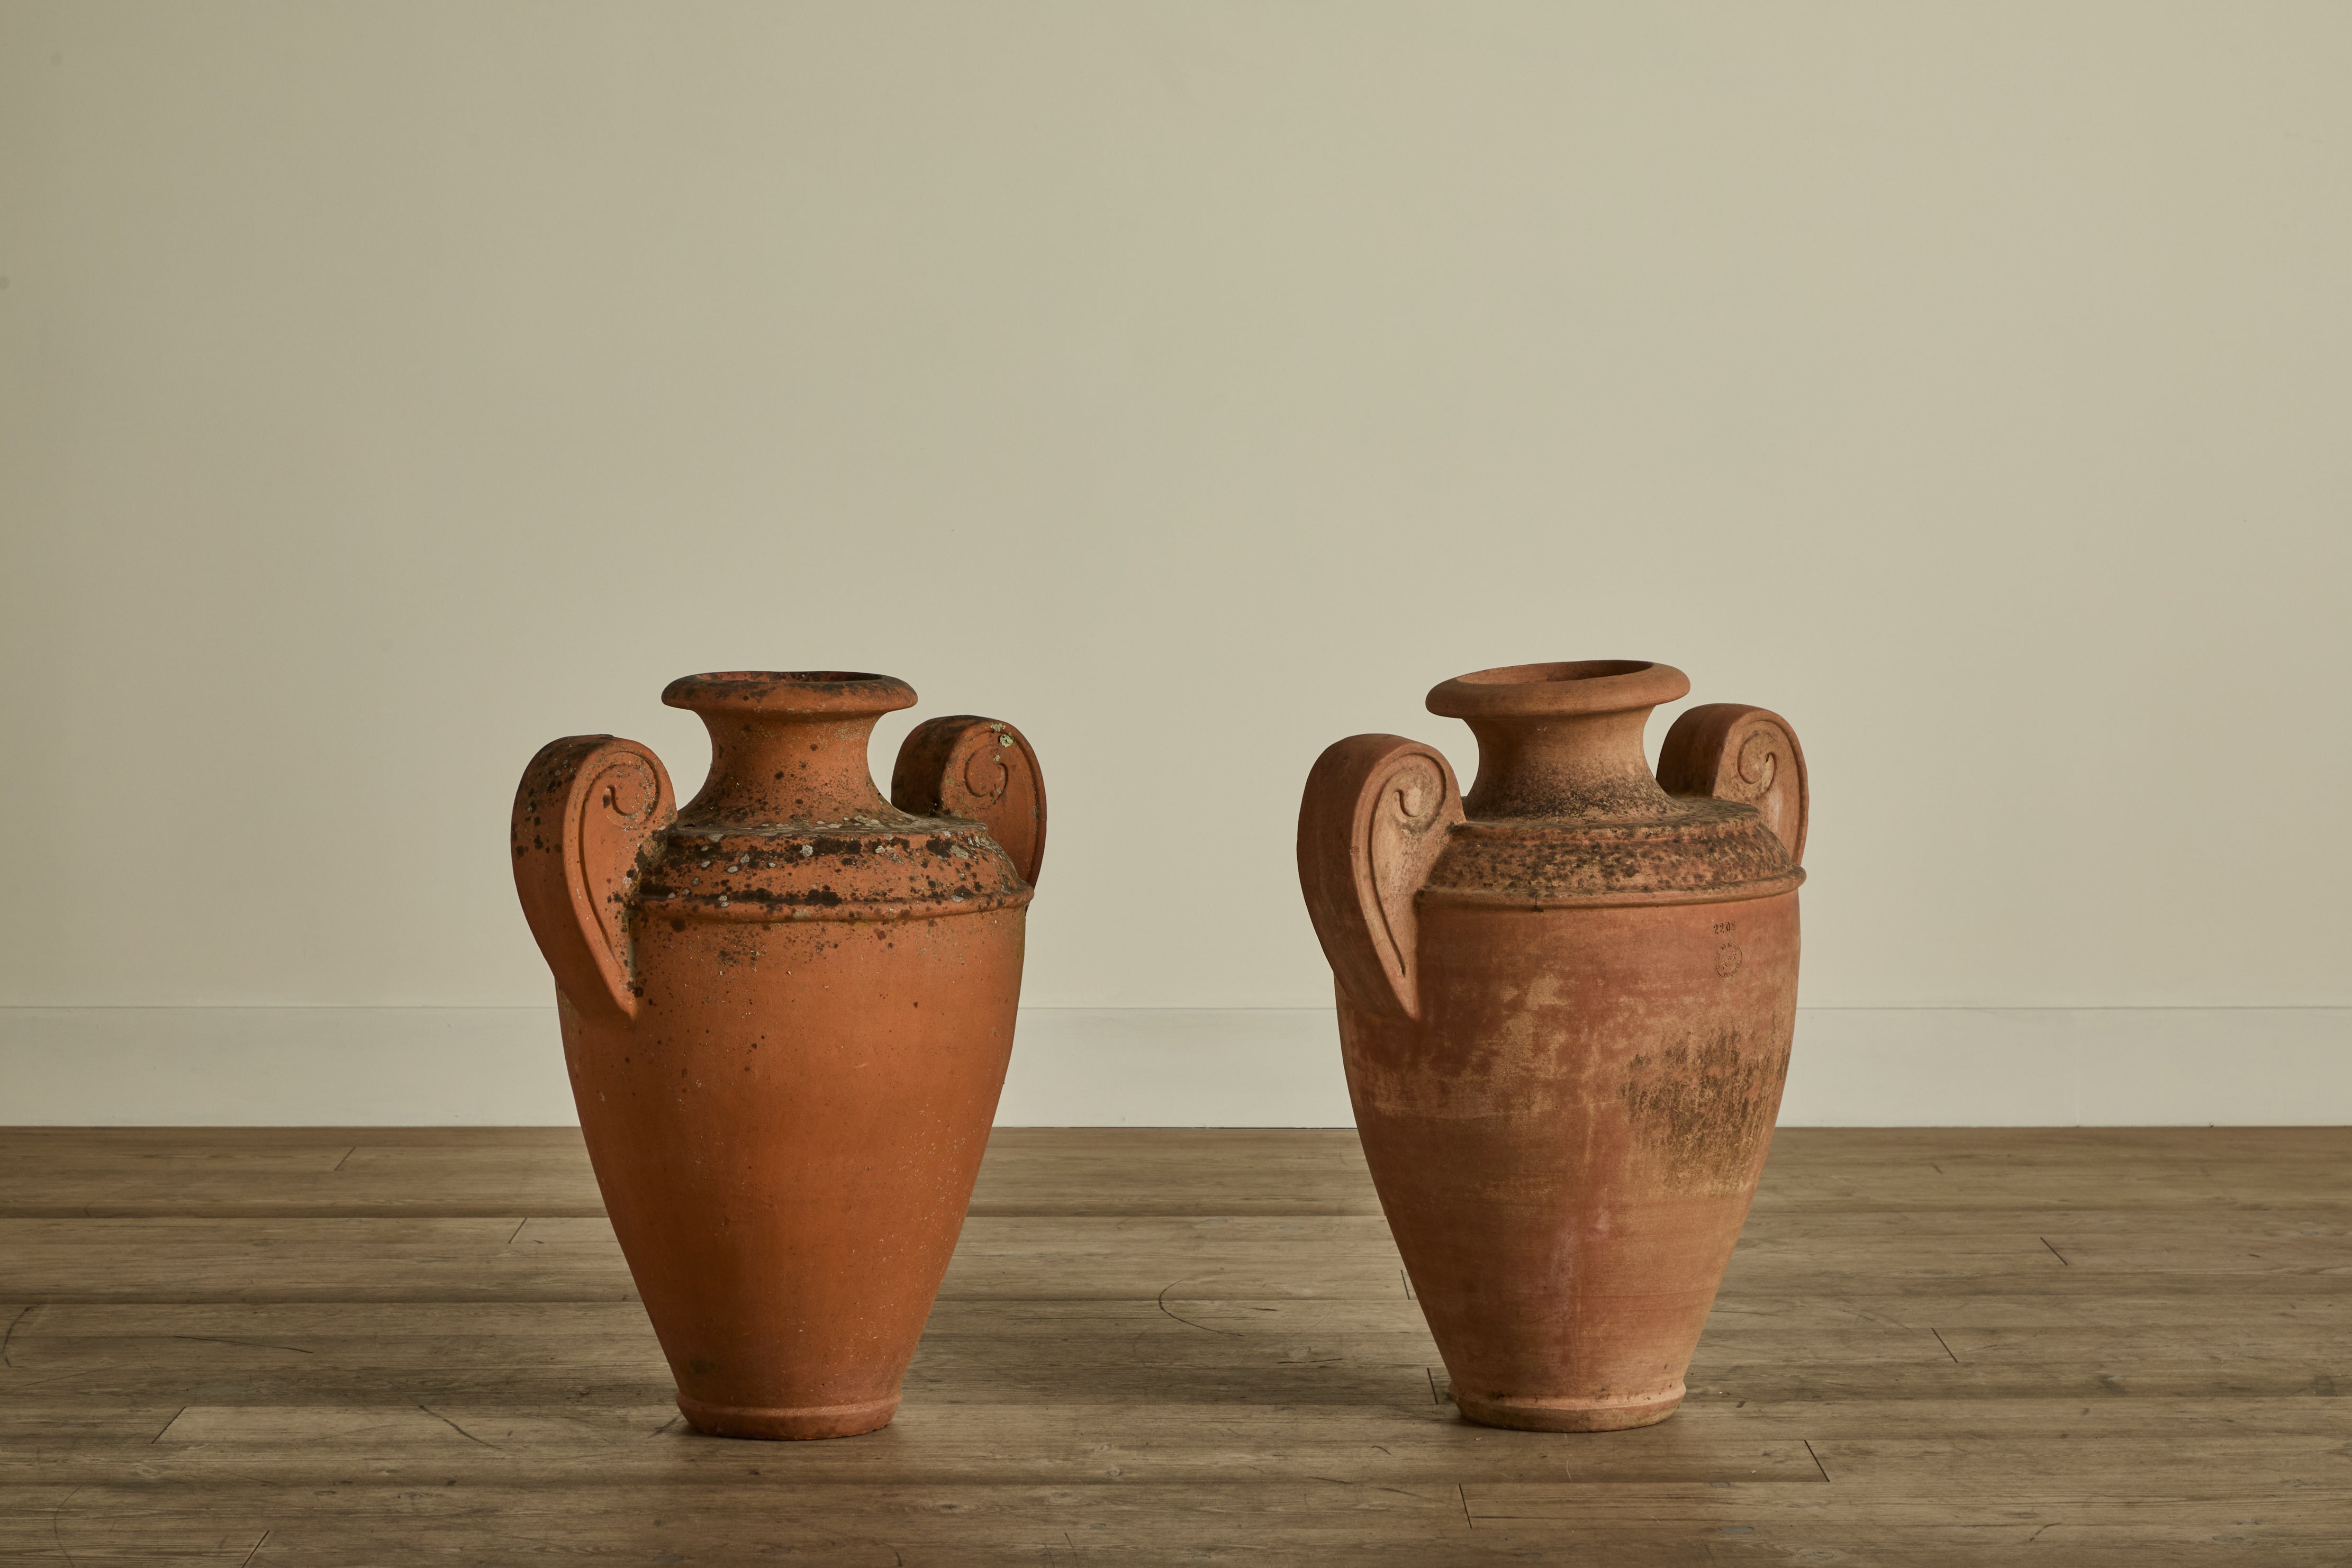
[
  {"left": 1299, "top": 661, "right": 1806, "bottom": 1431},
  {"left": 512, "top": 672, "right": 1046, "bottom": 1439}
]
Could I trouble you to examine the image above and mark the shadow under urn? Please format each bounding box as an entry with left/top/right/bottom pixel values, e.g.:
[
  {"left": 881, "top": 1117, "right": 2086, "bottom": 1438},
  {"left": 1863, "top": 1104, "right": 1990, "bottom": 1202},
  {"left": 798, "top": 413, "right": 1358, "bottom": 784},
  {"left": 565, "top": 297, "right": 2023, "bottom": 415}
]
[
  {"left": 512, "top": 672, "right": 1046, "bottom": 1439},
  {"left": 1298, "top": 660, "right": 1807, "bottom": 1432}
]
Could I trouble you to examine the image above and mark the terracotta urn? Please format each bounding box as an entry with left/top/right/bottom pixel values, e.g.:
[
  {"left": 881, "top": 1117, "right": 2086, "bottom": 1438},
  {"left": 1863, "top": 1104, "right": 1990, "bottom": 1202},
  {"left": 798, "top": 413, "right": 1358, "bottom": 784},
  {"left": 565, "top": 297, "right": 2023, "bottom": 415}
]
[
  {"left": 1297, "top": 660, "right": 1807, "bottom": 1432},
  {"left": 511, "top": 672, "right": 1045, "bottom": 1439}
]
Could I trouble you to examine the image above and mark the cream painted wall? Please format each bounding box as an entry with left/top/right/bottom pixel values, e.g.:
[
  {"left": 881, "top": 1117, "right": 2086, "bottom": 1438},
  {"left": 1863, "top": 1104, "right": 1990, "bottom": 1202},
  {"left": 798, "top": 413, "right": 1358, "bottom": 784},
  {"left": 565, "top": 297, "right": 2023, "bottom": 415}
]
[{"left": 3, "top": 7, "right": 2347, "bottom": 1073}]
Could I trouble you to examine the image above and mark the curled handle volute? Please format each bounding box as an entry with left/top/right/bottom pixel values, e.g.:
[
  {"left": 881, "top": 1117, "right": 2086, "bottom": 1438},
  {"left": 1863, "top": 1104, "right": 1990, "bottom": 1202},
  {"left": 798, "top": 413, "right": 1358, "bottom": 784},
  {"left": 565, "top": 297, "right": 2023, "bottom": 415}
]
[
  {"left": 891, "top": 717, "right": 1047, "bottom": 887},
  {"left": 511, "top": 736, "right": 676, "bottom": 1021},
  {"left": 1658, "top": 703, "right": 1808, "bottom": 865},
  {"left": 1297, "top": 735, "right": 1464, "bottom": 1020}
]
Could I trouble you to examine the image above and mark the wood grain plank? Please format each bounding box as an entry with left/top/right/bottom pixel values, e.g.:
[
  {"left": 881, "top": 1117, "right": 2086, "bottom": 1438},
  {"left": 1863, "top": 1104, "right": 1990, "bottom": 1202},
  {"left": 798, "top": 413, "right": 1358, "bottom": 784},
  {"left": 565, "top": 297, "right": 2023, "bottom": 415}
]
[
  {"left": 1, "top": 1125, "right": 2348, "bottom": 1564},
  {"left": 8, "top": 1484, "right": 2347, "bottom": 1568},
  {"left": 8, "top": 1124, "right": 2342, "bottom": 1221},
  {"left": 31, "top": 1208, "right": 2346, "bottom": 1308}
]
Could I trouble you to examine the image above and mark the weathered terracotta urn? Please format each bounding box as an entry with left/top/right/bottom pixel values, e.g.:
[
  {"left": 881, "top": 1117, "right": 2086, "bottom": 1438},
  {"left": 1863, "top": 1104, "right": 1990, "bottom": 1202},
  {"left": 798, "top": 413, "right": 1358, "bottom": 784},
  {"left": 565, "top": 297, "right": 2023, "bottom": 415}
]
[
  {"left": 1297, "top": 660, "right": 1806, "bottom": 1431},
  {"left": 511, "top": 672, "right": 1045, "bottom": 1439}
]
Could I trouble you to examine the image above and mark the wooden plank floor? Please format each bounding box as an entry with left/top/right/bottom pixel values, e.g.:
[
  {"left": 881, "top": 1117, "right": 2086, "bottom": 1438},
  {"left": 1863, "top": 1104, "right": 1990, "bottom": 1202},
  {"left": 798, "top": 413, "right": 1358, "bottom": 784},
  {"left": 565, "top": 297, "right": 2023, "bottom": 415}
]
[{"left": 2, "top": 1127, "right": 2347, "bottom": 1565}]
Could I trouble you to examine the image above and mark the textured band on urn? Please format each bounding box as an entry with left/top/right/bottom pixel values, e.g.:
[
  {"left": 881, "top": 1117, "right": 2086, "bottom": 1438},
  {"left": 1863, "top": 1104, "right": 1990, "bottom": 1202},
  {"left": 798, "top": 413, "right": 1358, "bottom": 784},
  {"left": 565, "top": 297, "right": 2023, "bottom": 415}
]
[
  {"left": 1657, "top": 704, "right": 1808, "bottom": 865},
  {"left": 1297, "top": 735, "right": 1466, "bottom": 1021},
  {"left": 510, "top": 735, "right": 677, "bottom": 1021},
  {"left": 890, "top": 717, "right": 1048, "bottom": 887}
]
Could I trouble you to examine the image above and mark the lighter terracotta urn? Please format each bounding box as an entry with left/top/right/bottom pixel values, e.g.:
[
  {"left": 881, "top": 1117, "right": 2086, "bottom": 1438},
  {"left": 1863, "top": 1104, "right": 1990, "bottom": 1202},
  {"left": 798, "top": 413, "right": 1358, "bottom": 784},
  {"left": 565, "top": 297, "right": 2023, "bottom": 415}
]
[
  {"left": 1297, "top": 660, "right": 1807, "bottom": 1431},
  {"left": 511, "top": 672, "right": 1045, "bottom": 1439}
]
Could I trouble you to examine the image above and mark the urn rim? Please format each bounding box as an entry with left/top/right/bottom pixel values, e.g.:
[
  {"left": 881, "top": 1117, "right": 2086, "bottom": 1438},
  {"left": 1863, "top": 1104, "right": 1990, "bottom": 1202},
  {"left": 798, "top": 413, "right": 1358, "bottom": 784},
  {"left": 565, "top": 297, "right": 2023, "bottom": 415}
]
[
  {"left": 1427, "top": 659, "right": 1690, "bottom": 719},
  {"left": 663, "top": 670, "right": 919, "bottom": 718}
]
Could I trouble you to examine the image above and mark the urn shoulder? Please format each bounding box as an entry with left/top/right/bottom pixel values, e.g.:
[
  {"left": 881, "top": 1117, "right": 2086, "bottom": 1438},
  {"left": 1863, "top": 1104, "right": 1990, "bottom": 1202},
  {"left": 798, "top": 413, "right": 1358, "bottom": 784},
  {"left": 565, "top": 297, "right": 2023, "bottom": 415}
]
[
  {"left": 635, "top": 813, "right": 1030, "bottom": 923},
  {"left": 637, "top": 672, "right": 1045, "bottom": 923},
  {"left": 1297, "top": 660, "right": 1807, "bottom": 1019},
  {"left": 513, "top": 671, "right": 1046, "bottom": 1019},
  {"left": 1423, "top": 797, "right": 1797, "bottom": 909}
]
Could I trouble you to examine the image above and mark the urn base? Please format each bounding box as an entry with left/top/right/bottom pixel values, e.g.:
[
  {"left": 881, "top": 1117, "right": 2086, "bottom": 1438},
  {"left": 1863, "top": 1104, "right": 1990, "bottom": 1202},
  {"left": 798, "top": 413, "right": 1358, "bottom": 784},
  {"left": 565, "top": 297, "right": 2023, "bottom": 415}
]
[
  {"left": 677, "top": 1393, "right": 900, "bottom": 1442},
  {"left": 1451, "top": 1382, "right": 1685, "bottom": 1433}
]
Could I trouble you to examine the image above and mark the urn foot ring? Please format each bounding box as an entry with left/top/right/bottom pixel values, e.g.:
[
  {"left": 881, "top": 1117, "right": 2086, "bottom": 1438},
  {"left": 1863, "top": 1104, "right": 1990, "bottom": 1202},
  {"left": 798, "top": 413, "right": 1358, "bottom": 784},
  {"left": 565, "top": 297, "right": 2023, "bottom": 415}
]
[
  {"left": 1452, "top": 1382, "right": 1685, "bottom": 1433},
  {"left": 676, "top": 1392, "right": 900, "bottom": 1441}
]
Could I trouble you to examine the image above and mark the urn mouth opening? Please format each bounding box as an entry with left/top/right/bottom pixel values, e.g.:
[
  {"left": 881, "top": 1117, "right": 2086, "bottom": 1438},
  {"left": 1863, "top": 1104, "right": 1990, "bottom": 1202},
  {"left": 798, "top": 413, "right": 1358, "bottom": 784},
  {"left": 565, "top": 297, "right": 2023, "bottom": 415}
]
[
  {"left": 1427, "top": 660, "right": 1691, "bottom": 719},
  {"left": 663, "top": 670, "right": 918, "bottom": 719}
]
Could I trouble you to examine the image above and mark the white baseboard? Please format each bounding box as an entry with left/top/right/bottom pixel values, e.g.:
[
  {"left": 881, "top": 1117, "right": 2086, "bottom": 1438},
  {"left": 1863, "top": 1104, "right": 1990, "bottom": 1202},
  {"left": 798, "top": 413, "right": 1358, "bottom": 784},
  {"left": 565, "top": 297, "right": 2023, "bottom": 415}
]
[{"left": 0, "top": 1005, "right": 2344, "bottom": 1127}]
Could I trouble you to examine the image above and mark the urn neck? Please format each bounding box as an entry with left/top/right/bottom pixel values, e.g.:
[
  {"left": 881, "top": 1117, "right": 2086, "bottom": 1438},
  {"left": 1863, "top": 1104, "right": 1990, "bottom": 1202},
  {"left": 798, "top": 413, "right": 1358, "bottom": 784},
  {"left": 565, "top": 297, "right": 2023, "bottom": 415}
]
[
  {"left": 662, "top": 670, "right": 918, "bottom": 828},
  {"left": 1458, "top": 710, "right": 1672, "bottom": 819},
  {"left": 1426, "top": 659, "right": 1693, "bottom": 821}
]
